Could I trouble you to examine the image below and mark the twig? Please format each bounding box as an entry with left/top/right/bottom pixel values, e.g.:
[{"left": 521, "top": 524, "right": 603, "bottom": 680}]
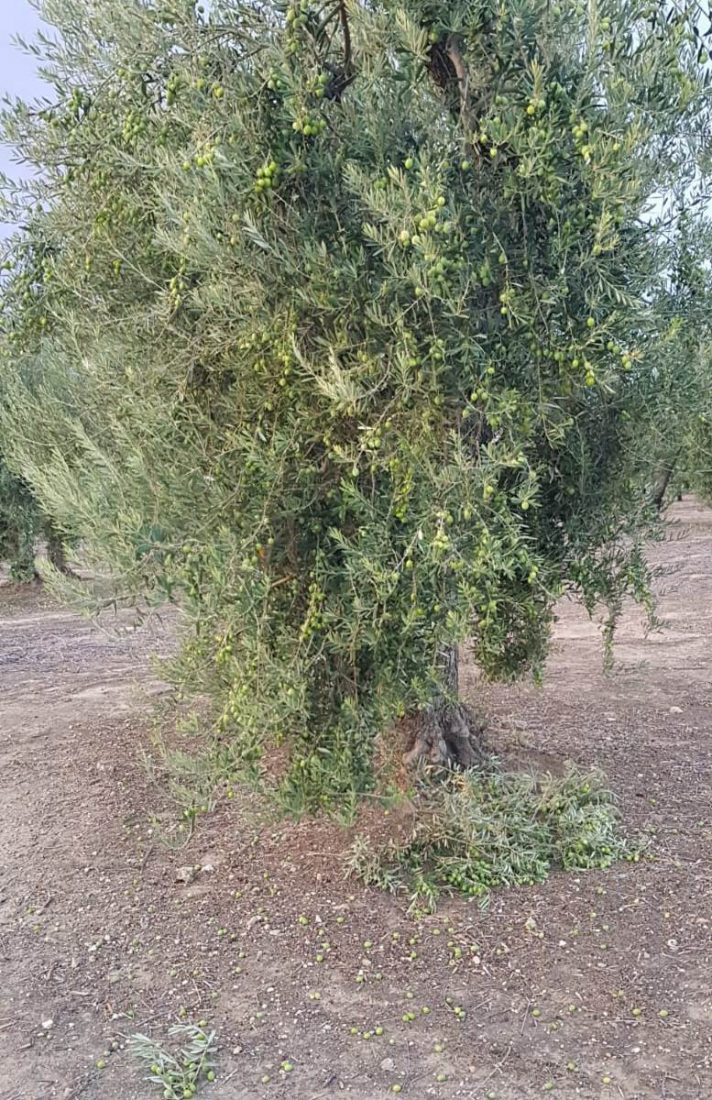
[
  {"left": 140, "top": 840, "right": 155, "bottom": 871},
  {"left": 479, "top": 1040, "right": 514, "bottom": 1088},
  {"left": 35, "top": 894, "right": 53, "bottom": 915}
]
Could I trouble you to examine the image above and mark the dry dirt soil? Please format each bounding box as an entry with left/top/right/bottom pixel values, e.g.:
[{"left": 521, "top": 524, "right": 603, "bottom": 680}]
[{"left": 1, "top": 499, "right": 711, "bottom": 1100}]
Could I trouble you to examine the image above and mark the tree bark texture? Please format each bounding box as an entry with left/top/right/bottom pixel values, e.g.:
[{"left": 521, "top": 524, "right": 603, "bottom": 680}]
[{"left": 403, "top": 646, "right": 486, "bottom": 770}]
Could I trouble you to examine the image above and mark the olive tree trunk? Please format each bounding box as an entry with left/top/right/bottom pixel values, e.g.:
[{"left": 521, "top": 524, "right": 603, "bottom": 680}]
[
  {"left": 47, "top": 531, "right": 67, "bottom": 572},
  {"left": 651, "top": 448, "right": 682, "bottom": 513},
  {"left": 46, "top": 526, "right": 75, "bottom": 575},
  {"left": 403, "top": 645, "right": 486, "bottom": 769}
]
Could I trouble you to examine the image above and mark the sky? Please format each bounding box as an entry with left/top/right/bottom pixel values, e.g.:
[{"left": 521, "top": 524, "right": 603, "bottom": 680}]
[
  {"left": 1, "top": 0, "right": 48, "bottom": 236},
  {"left": 1, "top": 0, "right": 47, "bottom": 118}
]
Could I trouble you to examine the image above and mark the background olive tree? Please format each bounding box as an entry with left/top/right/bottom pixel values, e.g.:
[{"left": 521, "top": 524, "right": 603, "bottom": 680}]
[
  {"left": 1, "top": 0, "right": 710, "bottom": 809},
  {"left": 647, "top": 216, "right": 712, "bottom": 509},
  {"left": 0, "top": 459, "right": 42, "bottom": 580}
]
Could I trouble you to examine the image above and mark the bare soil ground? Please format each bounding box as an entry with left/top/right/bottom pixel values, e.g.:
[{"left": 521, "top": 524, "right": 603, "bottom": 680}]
[{"left": 1, "top": 499, "right": 711, "bottom": 1100}]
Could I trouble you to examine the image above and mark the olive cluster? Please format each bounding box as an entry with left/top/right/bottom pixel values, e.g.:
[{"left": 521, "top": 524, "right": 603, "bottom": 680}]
[{"left": 254, "top": 160, "right": 280, "bottom": 192}]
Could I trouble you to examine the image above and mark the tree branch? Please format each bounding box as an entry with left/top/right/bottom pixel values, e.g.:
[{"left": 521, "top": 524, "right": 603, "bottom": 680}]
[
  {"left": 426, "top": 33, "right": 476, "bottom": 138},
  {"left": 337, "top": 0, "right": 352, "bottom": 74},
  {"left": 445, "top": 34, "right": 473, "bottom": 128},
  {"left": 324, "top": 0, "right": 354, "bottom": 101}
]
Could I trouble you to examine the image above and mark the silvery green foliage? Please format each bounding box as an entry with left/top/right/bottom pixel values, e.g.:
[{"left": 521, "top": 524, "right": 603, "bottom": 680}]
[{"left": 0, "top": 0, "right": 710, "bottom": 800}]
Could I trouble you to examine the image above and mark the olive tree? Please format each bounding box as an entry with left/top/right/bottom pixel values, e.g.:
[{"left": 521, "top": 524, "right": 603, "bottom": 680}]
[
  {"left": 0, "top": 236, "right": 71, "bottom": 579},
  {"left": 1, "top": 0, "right": 710, "bottom": 804},
  {"left": 647, "top": 216, "right": 712, "bottom": 509},
  {"left": 0, "top": 460, "right": 40, "bottom": 580}
]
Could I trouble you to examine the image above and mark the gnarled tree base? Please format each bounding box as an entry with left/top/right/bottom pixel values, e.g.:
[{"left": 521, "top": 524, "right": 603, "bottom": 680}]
[
  {"left": 402, "top": 645, "right": 486, "bottom": 770},
  {"left": 403, "top": 699, "right": 486, "bottom": 770}
]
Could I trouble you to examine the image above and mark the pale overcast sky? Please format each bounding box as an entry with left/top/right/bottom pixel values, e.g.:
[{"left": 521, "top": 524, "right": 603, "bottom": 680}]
[
  {"left": 1, "top": 0, "right": 47, "bottom": 235},
  {"left": 1, "top": 0, "right": 46, "bottom": 101}
]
